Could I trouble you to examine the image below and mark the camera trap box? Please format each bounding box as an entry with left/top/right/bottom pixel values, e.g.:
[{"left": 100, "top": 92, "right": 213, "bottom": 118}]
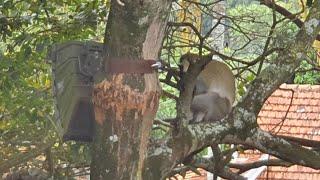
[{"left": 47, "top": 41, "right": 104, "bottom": 142}]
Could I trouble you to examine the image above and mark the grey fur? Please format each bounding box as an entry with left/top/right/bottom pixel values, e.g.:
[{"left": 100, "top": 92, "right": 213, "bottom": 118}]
[{"left": 190, "top": 92, "right": 231, "bottom": 123}]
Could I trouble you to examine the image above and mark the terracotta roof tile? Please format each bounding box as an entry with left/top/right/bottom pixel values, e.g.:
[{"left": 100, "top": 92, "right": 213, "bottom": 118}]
[{"left": 256, "top": 84, "right": 320, "bottom": 179}]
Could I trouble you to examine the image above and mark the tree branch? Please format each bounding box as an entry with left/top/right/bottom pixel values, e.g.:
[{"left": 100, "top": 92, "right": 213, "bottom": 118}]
[
  {"left": 229, "top": 158, "right": 292, "bottom": 174},
  {"left": 167, "top": 22, "right": 202, "bottom": 39},
  {"left": 260, "top": 0, "right": 320, "bottom": 41},
  {"left": 161, "top": 90, "right": 178, "bottom": 101},
  {"left": 276, "top": 135, "right": 320, "bottom": 148},
  {"left": 247, "top": 129, "right": 320, "bottom": 169},
  {"left": 193, "top": 156, "right": 246, "bottom": 180}
]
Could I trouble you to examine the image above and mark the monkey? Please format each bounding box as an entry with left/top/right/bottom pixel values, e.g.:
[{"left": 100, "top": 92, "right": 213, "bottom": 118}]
[{"left": 181, "top": 55, "right": 235, "bottom": 123}]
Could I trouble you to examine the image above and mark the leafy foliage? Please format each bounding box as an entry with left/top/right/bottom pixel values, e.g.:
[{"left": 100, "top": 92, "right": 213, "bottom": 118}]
[{"left": 0, "top": 0, "right": 108, "bottom": 178}]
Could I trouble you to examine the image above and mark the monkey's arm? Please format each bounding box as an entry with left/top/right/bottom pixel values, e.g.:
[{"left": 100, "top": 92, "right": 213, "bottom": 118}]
[{"left": 194, "top": 78, "right": 208, "bottom": 95}]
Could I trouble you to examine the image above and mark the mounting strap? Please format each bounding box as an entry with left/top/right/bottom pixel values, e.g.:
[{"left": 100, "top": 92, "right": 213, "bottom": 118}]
[{"left": 105, "top": 57, "right": 157, "bottom": 74}]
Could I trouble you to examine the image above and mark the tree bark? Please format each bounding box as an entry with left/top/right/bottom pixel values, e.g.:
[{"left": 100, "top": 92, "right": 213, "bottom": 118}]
[{"left": 90, "top": 0, "right": 171, "bottom": 179}]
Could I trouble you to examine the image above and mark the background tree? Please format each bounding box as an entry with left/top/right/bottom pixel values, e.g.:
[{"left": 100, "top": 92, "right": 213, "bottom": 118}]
[{"left": 0, "top": 0, "right": 320, "bottom": 179}]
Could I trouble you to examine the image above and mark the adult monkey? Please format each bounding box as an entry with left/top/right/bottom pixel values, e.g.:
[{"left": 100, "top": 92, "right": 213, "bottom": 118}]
[{"left": 181, "top": 54, "right": 235, "bottom": 123}]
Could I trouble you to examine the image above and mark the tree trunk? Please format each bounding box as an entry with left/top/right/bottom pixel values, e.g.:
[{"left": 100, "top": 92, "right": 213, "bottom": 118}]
[{"left": 90, "top": 0, "right": 171, "bottom": 179}]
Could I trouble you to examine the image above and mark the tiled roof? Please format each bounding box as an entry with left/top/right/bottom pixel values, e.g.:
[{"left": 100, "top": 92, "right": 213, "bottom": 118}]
[
  {"left": 257, "top": 84, "right": 320, "bottom": 180},
  {"left": 258, "top": 84, "right": 320, "bottom": 141}
]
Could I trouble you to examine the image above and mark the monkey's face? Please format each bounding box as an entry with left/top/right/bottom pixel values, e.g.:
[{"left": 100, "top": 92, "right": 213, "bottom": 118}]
[
  {"left": 180, "top": 53, "right": 200, "bottom": 72},
  {"left": 180, "top": 59, "right": 190, "bottom": 72}
]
